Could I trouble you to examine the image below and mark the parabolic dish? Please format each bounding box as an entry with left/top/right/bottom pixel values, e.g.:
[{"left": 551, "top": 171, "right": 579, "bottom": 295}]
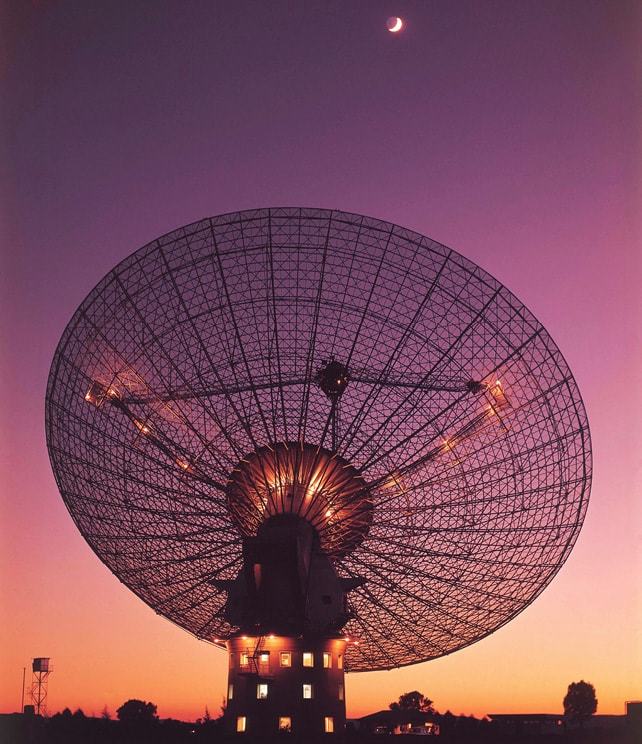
[{"left": 46, "top": 208, "right": 591, "bottom": 671}]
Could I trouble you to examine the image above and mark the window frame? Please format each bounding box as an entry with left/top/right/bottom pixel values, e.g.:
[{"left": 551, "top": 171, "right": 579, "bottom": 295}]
[
  {"left": 302, "top": 651, "right": 314, "bottom": 667},
  {"left": 302, "top": 683, "right": 313, "bottom": 700},
  {"left": 236, "top": 716, "right": 247, "bottom": 733},
  {"left": 256, "top": 682, "right": 269, "bottom": 700}
]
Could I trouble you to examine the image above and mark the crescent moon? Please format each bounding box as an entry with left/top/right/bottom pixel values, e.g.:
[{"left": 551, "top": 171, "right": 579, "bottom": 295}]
[{"left": 388, "top": 17, "right": 403, "bottom": 33}]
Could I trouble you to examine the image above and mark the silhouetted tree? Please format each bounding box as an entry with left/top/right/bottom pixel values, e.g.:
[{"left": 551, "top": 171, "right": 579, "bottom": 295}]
[
  {"left": 389, "top": 690, "right": 435, "bottom": 713},
  {"left": 196, "top": 706, "right": 212, "bottom": 726},
  {"left": 563, "top": 680, "right": 597, "bottom": 724},
  {"left": 101, "top": 705, "right": 111, "bottom": 720},
  {"left": 48, "top": 707, "right": 94, "bottom": 744},
  {"left": 116, "top": 698, "right": 158, "bottom": 723}
]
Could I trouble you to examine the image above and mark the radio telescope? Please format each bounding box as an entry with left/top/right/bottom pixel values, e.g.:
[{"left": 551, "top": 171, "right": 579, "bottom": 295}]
[{"left": 46, "top": 208, "right": 591, "bottom": 737}]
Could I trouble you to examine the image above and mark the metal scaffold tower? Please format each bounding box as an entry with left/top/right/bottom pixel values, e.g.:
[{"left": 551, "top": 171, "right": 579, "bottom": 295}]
[{"left": 30, "top": 658, "right": 52, "bottom": 716}]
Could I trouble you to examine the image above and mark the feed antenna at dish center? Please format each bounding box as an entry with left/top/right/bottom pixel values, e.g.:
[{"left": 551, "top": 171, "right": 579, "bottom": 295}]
[{"left": 46, "top": 207, "right": 591, "bottom": 738}]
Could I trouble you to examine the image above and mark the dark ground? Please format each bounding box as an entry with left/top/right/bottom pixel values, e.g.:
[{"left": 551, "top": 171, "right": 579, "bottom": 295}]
[{"left": 1, "top": 713, "right": 640, "bottom": 744}]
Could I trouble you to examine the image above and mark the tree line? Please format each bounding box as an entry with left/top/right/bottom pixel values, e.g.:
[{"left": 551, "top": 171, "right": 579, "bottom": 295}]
[{"left": 1, "top": 679, "right": 610, "bottom": 744}]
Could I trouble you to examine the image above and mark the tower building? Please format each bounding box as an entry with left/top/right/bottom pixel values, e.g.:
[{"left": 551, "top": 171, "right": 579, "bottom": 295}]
[{"left": 216, "top": 441, "right": 369, "bottom": 736}]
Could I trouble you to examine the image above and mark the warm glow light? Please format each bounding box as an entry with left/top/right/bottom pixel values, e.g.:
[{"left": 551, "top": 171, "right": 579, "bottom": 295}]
[
  {"left": 85, "top": 382, "right": 121, "bottom": 405},
  {"left": 175, "top": 457, "right": 191, "bottom": 471},
  {"left": 133, "top": 419, "right": 151, "bottom": 435},
  {"left": 227, "top": 442, "right": 373, "bottom": 558},
  {"left": 489, "top": 380, "right": 510, "bottom": 410},
  {"left": 84, "top": 381, "right": 105, "bottom": 406}
]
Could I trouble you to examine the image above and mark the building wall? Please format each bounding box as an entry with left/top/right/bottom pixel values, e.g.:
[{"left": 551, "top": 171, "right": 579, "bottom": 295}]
[{"left": 225, "top": 636, "right": 347, "bottom": 738}]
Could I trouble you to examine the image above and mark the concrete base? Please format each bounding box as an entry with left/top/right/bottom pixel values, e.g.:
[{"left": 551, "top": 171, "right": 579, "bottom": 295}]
[{"left": 224, "top": 635, "right": 347, "bottom": 738}]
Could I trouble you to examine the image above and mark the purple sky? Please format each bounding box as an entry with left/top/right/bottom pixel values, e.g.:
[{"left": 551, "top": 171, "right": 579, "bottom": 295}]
[{"left": 1, "top": 0, "right": 640, "bottom": 718}]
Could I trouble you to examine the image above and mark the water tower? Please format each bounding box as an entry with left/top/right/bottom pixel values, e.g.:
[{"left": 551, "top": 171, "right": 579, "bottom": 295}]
[{"left": 30, "top": 658, "right": 52, "bottom": 716}]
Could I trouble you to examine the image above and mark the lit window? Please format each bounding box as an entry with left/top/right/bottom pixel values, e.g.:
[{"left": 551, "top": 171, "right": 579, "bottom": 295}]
[
  {"left": 228, "top": 683, "right": 234, "bottom": 700},
  {"left": 259, "top": 651, "right": 270, "bottom": 664},
  {"left": 302, "top": 683, "right": 313, "bottom": 699},
  {"left": 278, "top": 717, "right": 292, "bottom": 732},
  {"left": 257, "top": 683, "right": 268, "bottom": 699},
  {"left": 280, "top": 652, "right": 291, "bottom": 667},
  {"left": 338, "top": 684, "right": 344, "bottom": 701},
  {"left": 303, "top": 652, "right": 314, "bottom": 667},
  {"left": 323, "top": 652, "right": 332, "bottom": 668},
  {"left": 337, "top": 654, "right": 343, "bottom": 669},
  {"left": 325, "top": 716, "right": 334, "bottom": 733},
  {"left": 236, "top": 716, "right": 247, "bottom": 733},
  {"left": 240, "top": 652, "right": 249, "bottom": 667}
]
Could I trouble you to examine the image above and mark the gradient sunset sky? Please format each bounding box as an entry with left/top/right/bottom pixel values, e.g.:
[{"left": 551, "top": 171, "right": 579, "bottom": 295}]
[{"left": 1, "top": 0, "right": 640, "bottom": 721}]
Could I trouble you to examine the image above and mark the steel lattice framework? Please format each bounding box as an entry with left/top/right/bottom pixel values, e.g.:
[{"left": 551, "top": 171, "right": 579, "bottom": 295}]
[{"left": 46, "top": 208, "right": 591, "bottom": 671}]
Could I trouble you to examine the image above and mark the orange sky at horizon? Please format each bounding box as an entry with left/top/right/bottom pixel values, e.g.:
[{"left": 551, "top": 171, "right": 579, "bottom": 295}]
[{"left": 1, "top": 419, "right": 640, "bottom": 722}]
